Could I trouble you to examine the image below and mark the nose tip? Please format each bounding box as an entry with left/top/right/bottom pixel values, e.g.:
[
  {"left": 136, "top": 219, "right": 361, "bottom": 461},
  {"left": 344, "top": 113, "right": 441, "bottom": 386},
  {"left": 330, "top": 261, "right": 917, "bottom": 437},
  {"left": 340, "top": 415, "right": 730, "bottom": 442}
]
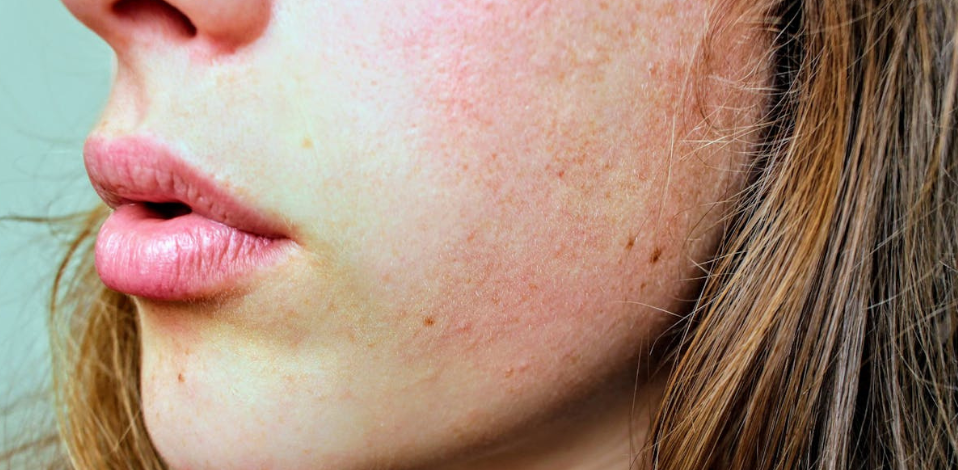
[{"left": 62, "top": 0, "right": 272, "bottom": 55}]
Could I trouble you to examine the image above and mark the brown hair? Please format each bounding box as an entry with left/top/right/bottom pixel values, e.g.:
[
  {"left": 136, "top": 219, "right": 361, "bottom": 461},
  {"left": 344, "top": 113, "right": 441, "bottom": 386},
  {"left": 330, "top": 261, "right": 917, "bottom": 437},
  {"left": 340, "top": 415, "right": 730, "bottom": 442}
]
[
  {"left": 651, "top": 0, "right": 958, "bottom": 468},
  {"left": 4, "top": 0, "right": 956, "bottom": 468}
]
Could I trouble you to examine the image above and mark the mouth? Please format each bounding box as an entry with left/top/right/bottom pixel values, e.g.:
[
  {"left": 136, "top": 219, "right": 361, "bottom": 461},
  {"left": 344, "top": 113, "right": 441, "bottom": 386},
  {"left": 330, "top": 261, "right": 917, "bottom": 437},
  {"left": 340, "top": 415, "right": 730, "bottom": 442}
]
[
  {"left": 142, "top": 201, "right": 193, "bottom": 219},
  {"left": 85, "top": 135, "right": 294, "bottom": 301}
]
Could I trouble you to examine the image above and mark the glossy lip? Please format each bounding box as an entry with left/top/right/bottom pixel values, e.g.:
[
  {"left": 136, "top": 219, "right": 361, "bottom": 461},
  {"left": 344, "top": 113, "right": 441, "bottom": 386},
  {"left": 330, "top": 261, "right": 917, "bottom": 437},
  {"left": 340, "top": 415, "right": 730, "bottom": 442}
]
[{"left": 85, "top": 135, "right": 294, "bottom": 301}]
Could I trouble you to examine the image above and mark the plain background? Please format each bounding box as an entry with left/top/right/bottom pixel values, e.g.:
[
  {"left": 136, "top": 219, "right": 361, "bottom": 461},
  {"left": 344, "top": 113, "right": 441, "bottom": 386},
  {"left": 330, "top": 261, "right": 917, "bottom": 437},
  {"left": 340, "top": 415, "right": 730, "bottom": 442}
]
[{"left": 0, "top": 1, "right": 112, "bottom": 443}]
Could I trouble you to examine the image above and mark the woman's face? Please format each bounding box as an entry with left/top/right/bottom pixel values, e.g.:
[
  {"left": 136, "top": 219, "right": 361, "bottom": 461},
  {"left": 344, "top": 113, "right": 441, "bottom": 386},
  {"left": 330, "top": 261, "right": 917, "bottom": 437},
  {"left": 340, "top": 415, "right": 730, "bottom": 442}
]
[{"left": 63, "top": 0, "right": 763, "bottom": 468}]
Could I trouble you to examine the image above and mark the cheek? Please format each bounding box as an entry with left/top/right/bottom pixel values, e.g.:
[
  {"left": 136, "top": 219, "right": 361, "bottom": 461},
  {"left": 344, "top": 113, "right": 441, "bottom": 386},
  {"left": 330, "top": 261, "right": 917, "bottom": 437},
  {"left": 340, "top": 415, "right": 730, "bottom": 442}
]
[{"left": 355, "top": 0, "right": 719, "bottom": 371}]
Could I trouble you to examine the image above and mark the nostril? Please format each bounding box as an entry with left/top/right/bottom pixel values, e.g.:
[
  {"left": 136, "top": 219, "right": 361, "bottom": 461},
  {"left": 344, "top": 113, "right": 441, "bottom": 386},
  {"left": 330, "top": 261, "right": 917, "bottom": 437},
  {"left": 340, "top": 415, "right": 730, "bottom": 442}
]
[{"left": 112, "top": 0, "right": 198, "bottom": 39}]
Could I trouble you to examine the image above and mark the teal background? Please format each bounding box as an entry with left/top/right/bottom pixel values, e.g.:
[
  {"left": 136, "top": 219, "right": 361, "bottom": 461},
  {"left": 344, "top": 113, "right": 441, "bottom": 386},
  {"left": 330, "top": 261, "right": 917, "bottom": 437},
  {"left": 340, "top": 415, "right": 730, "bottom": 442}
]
[{"left": 0, "top": 0, "right": 112, "bottom": 445}]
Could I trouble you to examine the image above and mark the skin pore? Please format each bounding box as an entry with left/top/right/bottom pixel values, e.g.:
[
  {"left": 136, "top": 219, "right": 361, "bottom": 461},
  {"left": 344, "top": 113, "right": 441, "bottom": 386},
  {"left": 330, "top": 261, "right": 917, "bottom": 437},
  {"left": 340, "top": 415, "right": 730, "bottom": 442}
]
[{"left": 62, "top": 0, "right": 766, "bottom": 468}]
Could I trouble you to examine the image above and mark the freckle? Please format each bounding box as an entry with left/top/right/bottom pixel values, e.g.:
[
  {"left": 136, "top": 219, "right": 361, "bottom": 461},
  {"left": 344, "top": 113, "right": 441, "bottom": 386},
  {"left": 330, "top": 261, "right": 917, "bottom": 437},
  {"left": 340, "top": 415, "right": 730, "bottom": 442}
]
[
  {"left": 640, "top": 281, "right": 648, "bottom": 290},
  {"left": 650, "top": 247, "right": 662, "bottom": 264},
  {"left": 302, "top": 137, "right": 313, "bottom": 149},
  {"left": 423, "top": 317, "right": 436, "bottom": 327},
  {"left": 626, "top": 236, "right": 636, "bottom": 251},
  {"left": 284, "top": 307, "right": 300, "bottom": 319},
  {"left": 177, "top": 373, "right": 184, "bottom": 383}
]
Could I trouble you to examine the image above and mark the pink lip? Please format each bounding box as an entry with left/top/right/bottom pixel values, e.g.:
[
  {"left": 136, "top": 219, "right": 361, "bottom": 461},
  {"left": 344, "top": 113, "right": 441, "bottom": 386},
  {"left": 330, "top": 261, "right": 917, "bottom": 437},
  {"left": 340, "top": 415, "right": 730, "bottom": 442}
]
[{"left": 85, "top": 135, "right": 293, "bottom": 301}]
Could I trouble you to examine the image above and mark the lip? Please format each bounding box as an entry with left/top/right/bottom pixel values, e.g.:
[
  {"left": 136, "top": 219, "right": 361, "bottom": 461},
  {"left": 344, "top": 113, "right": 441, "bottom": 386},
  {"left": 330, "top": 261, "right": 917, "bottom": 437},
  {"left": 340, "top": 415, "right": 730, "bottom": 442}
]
[{"left": 85, "top": 135, "right": 294, "bottom": 301}]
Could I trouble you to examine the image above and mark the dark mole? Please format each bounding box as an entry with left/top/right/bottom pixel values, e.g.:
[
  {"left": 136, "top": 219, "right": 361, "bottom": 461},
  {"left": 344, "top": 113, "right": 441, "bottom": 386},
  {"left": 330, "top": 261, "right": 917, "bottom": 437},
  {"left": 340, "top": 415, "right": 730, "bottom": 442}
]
[
  {"left": 423, "top": 317, "right": 436, "bottom": 327},
  {"left": 650, "top": 247, "right": 662, "bottom": 264},
  {"left": 177, "top": 373, "right": 184, "bottom": 383},
  {"left": 625, "top": 236, "right": 636, "bottom": 251}
]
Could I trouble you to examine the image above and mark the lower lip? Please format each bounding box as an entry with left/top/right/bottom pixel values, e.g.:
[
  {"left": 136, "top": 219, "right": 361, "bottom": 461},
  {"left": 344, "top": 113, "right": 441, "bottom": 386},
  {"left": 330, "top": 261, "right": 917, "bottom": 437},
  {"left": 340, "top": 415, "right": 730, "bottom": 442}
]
[{"left": 95, "top": 204, "right": 291, "bottom": 301}]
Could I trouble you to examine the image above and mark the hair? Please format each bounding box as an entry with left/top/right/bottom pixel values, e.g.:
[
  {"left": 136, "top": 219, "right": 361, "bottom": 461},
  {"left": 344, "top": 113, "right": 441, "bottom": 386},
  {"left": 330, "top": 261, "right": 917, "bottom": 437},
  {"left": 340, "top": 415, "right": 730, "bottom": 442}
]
[
  {"left": 3, "top": 0, "right": 956, "bottom": 468},
  {"left": 651, "top": 0, "right": 958, "bottom": 468}
]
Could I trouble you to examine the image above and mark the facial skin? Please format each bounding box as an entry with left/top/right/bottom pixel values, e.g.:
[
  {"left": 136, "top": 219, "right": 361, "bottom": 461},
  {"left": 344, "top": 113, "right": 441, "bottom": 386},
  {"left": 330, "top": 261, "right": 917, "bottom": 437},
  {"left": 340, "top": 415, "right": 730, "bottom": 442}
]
[{"left": 62, "top": 0, "right": 765, "bottom": 468}]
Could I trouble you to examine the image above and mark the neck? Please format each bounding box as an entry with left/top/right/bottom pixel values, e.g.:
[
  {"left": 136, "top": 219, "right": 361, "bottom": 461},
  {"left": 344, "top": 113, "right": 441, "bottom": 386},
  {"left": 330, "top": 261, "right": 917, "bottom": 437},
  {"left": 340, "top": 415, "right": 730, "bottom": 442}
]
[{"left": 446, "top": 363, "right": 670, "bottom": 470}]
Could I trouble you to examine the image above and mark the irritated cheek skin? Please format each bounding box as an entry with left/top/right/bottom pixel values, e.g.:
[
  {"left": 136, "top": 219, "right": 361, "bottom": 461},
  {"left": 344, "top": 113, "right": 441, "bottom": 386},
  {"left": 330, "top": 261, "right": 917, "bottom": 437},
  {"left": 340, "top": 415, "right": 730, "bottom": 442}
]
[
  {"left": 389, "top": 0, "right": 701, "bottom": 129},
  {"left": 367, "top": 0, "right": 714, "bottom": 304},
  {"left": 384, "top": 0, "right": 710, "bottom": 232},
  {"left": 330, "top": 0, "right": 726, "bottom": 443},
  {"left": 370, "top": 0, "right": 761, "bottom": 419}
]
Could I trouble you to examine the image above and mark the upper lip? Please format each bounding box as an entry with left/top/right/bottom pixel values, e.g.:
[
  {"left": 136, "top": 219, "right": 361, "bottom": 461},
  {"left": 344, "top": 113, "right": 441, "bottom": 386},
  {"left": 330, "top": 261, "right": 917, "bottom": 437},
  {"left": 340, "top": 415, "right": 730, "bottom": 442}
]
[{"left": 84, "top": 135, "right": 288, "bottom": 238}]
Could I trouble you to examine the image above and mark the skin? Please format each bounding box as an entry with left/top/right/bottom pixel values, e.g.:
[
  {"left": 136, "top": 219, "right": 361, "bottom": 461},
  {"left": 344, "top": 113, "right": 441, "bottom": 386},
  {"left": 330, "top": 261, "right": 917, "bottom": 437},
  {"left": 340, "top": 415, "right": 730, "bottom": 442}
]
[{"left": 62, "top": 0, "right": 766, "bottom": 468}]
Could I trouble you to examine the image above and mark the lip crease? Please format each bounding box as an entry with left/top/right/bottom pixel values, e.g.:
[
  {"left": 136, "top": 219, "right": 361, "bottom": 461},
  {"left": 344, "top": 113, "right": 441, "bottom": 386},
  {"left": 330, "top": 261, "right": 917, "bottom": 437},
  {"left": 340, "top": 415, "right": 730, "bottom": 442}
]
[{"left": 84, "top": 135, "right": 294, "bottom": 301}]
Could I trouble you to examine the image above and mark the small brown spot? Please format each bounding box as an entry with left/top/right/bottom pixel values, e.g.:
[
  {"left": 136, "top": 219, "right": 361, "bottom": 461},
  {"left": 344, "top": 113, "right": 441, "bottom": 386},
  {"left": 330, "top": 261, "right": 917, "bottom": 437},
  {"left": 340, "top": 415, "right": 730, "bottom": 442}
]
[
  {"left": 423, "top": 317, "right": 436, "bottom": 327},
  {"left": 302, "top": 137, "right": 314, "bottom": 149},
  {"left": 177, "top": 373, "right": 184, "bottom": 383},
  {"left": 625, "top": 236, "right": 636, "bottom": 251},
  {"left": 650, "top": 247, "right": 662, "bottom": 264}
]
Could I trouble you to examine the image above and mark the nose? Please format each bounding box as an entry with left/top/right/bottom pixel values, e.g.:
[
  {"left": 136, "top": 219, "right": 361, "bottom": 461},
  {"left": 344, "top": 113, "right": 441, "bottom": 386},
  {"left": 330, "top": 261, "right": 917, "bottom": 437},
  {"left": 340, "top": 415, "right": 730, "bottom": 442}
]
[{"left": 62, "top": 0, "right": 272, "bottom": 54}]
